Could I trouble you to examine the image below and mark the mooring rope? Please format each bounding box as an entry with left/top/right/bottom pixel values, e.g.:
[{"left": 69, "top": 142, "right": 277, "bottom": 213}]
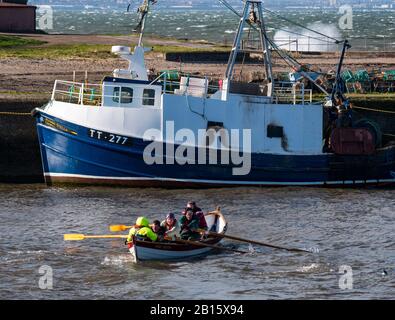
[
  {"left": 0, "top": 111, "right": 31, "bottom": 116},
  {"left": 352, "top": 105, "right": 395, "bottom": 114}
]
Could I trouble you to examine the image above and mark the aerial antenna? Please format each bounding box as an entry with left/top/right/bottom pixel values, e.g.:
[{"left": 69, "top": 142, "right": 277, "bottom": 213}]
[{"left": 127, "top": 0, "right": 157, "bottom": 46}]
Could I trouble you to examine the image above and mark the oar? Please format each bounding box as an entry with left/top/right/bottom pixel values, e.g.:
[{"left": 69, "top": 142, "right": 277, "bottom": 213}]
[
  {"left": 174, "top": 238, "right": 248, "bottom": 254},
  {"left": 109, "top": 225, "right": 133, "bottom": 232},
  {"left": 109, "top": 224, "right": 155, "bottom": 232},
  {"left": 204, "top": 232, "right": 311, "bottom": 253},
  {"left": 64, "top": 234, "right": 128, "bottom": 241}
]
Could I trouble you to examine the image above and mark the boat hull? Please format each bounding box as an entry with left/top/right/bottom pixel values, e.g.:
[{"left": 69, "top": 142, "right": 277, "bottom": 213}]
[
  {"left": 129, "top": 240, "right": 220, "bottom": 261},
  {"left": 35, "top": 111, "right": 395, "bottom": 187}
]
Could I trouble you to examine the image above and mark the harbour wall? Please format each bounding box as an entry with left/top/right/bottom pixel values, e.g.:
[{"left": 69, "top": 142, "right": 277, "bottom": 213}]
[
  {"left": 165, "top": 52, "right": 251, "bottom": 63},
  {"left": 0, "top": 100, "right": 45, "bottom": 183},
  {"left": 0, "top": 99, "right": 394, "bottom": 184}
]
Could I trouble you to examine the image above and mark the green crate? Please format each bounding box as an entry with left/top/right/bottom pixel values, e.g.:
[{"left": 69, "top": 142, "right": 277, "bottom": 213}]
[
  {"left": 341, "top": 70, "right": 355, "bottom": 83},
  {"left": 354, "top": 70, "right": 370, "bottom": 82},
  {"left": 160, "top": 70, "right": 180, "bottom": 81}
]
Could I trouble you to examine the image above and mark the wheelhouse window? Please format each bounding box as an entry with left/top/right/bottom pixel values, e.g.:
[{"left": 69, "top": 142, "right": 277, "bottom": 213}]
[
  {"left": 143, "top": 89, "right": 155, "bottom": 106},
  {"left": 113, "top": 87, "right": 134, "bottom": 104}
]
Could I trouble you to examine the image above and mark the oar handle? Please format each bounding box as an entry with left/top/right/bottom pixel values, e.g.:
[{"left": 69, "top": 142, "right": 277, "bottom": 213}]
[{"left": 84, "top": 235, "right": 128, "bottom": 239}]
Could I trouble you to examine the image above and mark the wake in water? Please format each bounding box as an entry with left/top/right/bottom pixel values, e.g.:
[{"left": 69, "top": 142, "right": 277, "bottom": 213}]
[
  {"left": 295, "top": 263, "right": 323, "bottom": 273},
  {"left": 101, "top": 254, "right": 135, "bottom": 267}
]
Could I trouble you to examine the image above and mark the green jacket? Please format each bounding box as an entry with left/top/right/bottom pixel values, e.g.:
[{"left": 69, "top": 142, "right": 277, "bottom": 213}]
[
  {"left": 179, "top": 216, "right": 199, "bottom": 232},
  {"left": 127, "top": 226, "right": 158, "bottom": 242}
]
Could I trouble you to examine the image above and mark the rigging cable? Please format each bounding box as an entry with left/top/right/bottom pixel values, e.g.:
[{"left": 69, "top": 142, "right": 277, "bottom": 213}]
[
  {"left": 218, "top": 0, "right": 334, "bottom": 80},
  {"left": 220, "top": 0, "right": 340, "bottom": 45},
  {"left": 219, "top": 0, "right": 298, "bottom": 65},
  {"left": 220, "top": 0, "right": 341, "bottom": 44}
]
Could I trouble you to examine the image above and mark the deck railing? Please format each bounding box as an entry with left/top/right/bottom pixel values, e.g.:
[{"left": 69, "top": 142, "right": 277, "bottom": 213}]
[
  {"left": 51, "top": 78, "right": 314, "bottom": 107},
  {"left": 51, "top": 80, "right": 157, "bottom": 107},
  {"left": 52, "top": 80, "right": 103, "bottom": 106},
  {"left": 273, "top": 82, "right": 313, "bottom": 105}
]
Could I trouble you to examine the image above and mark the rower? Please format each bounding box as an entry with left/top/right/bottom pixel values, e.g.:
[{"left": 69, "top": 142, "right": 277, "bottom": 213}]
[
  {"left": 151, "top": 219, "right": 166, "bottom": 241},
  {"left": 179, "top": 208, "right": 201, "bottom": 240},
  {"left": 185, "top": 201, "right": 202, "bottom": 214},
  {"left": 160, "top": 213, "right": 180, "bottom": 240},
  {"left": 126, "top": 216, "right": 158, "bottom": 246},
  {"left": 183, "top": 201, "right": 208, "bottom": 231}
]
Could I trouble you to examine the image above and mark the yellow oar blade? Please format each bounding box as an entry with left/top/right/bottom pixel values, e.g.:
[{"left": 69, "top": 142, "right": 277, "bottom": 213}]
[
  {"left": 109, "top": 225, "right": 127, "bottom": 232},
  {"left": 109, "top": 225, "right": 131, "bottom": 232},
  {"left": 64, "top": 234, "right": 85, "bottom": 241}
]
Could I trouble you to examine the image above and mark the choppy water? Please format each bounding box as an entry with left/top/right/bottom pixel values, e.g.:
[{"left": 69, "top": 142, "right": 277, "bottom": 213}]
[
  {"left": 35, "top": 5, "right": 395, "bottom": 50},
  {"left": 0, "top": 184, "right": 394, "bottom": 299}
]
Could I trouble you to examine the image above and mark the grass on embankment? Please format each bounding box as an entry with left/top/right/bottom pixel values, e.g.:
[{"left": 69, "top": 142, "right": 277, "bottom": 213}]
[
  {"left": 0, "top": 43, "right": 114, "bottom": 59},
  {"left": 0, "top": 35, "right": 46, "bottom": 48},
  {"left": 0, "top": 35, "right": 228, "bottom": 59}
]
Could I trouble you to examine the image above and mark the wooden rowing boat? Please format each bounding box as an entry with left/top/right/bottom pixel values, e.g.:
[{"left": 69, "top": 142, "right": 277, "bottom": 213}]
[{"left": 128, "top": 209, "right": 228, "bottom": 262}]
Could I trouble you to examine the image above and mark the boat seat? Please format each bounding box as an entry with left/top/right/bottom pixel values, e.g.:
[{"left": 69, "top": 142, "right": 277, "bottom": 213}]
[{"left": 174, "top": 76, "right": 208, "bottom": 98}]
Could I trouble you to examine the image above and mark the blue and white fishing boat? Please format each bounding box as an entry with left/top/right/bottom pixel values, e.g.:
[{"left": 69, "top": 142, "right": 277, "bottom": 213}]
[{"left": 33, "top": 0, "right": 395, "bottom": 187}]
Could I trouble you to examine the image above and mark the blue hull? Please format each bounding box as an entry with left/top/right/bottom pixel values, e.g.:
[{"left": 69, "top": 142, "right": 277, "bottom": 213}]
[{"left": 35, "top": 112, "right": 395, "bottom": 187}]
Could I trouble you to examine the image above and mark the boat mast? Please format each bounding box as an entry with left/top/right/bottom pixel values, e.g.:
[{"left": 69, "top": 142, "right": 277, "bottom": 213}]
[
  {"left": 135, "top": 0, "right": 154, "bottom": 47},
  {"left": 256, "top": 2, "right": 273, "bottom": 86},
  {"left": 224, "top": 0, "right": 273, "bottom": 96}
]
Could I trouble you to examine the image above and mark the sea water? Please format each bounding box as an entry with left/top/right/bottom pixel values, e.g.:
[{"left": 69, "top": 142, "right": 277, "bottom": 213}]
[
  {"left": 0, "top": 184, "right": 394, "bottom": 299},
  {"left": 33, "top": 4, "right": 395, "bottom": 51}
]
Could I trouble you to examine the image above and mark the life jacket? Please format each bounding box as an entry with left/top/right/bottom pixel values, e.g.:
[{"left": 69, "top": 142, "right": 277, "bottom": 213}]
[
  {"left": 128, "top": 226, "right": 158, "bottom": 242},
  {"left": 127, "top": 216, "right": 154, "bottom": 242},
  {"left": 136, "top": 226, "right": 158, "bottom": 241},
  {"left": 133, "top": 226, "right": 146, "bottom": 240},
  {"left": 127, "top": 226, "right": 141, "bottom": 242}
]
